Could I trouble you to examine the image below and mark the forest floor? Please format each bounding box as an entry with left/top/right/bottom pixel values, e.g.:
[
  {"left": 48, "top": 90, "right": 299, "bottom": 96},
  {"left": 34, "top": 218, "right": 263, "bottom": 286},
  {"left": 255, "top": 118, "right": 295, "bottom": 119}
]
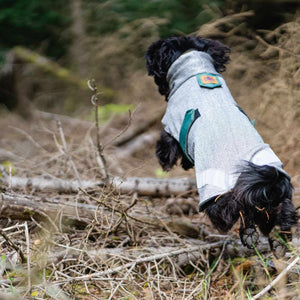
[{"left": 0, "top": 97, "right": 299, "bottom": 299}]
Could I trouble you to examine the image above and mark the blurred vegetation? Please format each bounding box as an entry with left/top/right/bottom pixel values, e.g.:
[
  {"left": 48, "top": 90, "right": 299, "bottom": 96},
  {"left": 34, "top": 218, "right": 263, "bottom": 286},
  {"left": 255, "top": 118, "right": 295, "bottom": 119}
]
[
  {"left": 0, "top": 0, "right": 224, "bottom": 65},
  {"left": 84, "top": 0, "right": 223, "bottom": 37},
  {"left": 0, "top": 0, "right": 298, "bottom": 64},
  {"left": 0, "top": 0, "right": 70, "bottom": 63},
  {"left": 0, "top": 0, "right": 225, "bottom": 114},
  {"left": 0, "top": 0, "right": 299, "bottom": 115}
]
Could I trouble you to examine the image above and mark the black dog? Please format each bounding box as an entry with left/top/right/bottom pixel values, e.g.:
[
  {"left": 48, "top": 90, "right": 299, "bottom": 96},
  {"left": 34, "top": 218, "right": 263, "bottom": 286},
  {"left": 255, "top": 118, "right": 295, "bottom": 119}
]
[{"left": 145, "top": 36, "right": 297, "bottom": 250}]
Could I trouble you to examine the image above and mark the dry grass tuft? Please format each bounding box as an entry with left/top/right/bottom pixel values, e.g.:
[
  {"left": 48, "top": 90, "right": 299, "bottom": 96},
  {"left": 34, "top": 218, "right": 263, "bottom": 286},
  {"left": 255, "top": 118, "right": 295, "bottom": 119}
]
[{"left": 226, "top": 17, "right": 300, "bottom": 182}]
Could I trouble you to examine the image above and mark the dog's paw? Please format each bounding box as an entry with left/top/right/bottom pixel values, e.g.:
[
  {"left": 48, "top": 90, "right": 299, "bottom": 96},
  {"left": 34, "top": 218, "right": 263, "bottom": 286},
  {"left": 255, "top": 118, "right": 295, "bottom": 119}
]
[
  {"left": 165, "top": 198, "right": 198, "bottom": 216},
  {"left": 240, "top": 227, "right": 259, "bottom": 249},
  {"left": 272, "top": 240, "right": 287, "bottom": 258}
]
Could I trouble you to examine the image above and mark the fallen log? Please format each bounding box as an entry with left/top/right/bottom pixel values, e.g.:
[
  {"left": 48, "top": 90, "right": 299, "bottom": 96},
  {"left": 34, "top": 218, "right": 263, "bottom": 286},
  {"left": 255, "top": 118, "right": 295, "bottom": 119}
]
[
  {"left": 0, "top": 192, "right": 93, "bottom": 229},
  {"left": 1, "top": 175, "right": 197, "bottom": 196},
  {"left": 115, "top": 130, "right": 159, "bottom": 160},
  {"left": 2, "top": 175, "right": 299, "bottom": 199},
  {"left": 48, "top": 241, "right": 225, "bottom": 270},
  {"left": 113, "top": 110, "right": 164, "bottom": 147},
  {"left": 0, "top": 47, "right": 115, "bottom": 118},
  {"left": 0, "top": 192, "right": 200, "bottom": 237}
]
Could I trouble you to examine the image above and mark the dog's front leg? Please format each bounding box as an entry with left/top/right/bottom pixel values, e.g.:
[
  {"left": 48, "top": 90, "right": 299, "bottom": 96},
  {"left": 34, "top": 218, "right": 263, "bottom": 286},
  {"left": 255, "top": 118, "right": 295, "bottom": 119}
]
[
  {"left": 205, "top": 193, "right": 240, "bottom": 233},
  {"left": 239, "top": 209, "right": 259, "bottom": 249}
]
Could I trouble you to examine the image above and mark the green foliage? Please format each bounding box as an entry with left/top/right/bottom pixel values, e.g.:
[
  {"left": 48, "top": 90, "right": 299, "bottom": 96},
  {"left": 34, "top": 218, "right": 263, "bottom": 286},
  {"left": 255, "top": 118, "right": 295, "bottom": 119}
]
[
  {"left": 84, "top": 0, "right": 224, "bottom": 37},
  {"left": 155, "top": 168, "right": 168, "bottom": 178},
  {"left": 0, "top": 0, "right": 70, "bottom": 61},
  {"left": 0, "top": 0, "right": 224, "bottom": 66},
  {"left": 0, "top": 161, "right": 16, "bottom": 176},
  {"left": 1, "top": 254, "right": 5, "bottom": 263},
  {"left": 89, "top": 103, "right": 134, "bottom": 123}
]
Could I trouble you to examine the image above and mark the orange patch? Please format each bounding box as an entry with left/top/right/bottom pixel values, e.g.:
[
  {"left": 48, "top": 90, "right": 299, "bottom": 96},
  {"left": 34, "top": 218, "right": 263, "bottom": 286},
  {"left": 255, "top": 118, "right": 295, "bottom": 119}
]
[{"left": 200, "top": 75, "right": 219, "bottom": 84}]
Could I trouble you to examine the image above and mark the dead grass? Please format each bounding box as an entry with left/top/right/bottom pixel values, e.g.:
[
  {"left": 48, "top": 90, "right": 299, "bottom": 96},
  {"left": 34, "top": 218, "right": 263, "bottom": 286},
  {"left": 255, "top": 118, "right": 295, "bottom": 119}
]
[{"left": 226, "top": 18, "right": 300, "bottom": 183}]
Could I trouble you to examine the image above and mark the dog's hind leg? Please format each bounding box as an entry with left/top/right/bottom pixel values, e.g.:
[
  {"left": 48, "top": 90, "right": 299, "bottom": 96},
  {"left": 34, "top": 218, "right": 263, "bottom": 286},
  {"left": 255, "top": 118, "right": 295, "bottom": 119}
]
[
  {"left": 239, "top": 209, "right": 259, "bottom": 249},
  {"left": 276, "top": 198, "right": 298, "bottom": 242},
  {"left": 269, "top": 198, "right": 298, "bottom": 257}
]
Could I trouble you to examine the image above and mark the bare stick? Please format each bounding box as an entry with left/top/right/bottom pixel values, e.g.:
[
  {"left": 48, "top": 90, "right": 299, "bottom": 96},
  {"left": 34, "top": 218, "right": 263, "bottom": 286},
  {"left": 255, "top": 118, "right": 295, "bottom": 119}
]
[
  {"left": 252, "top": 256, "right": 299, "bottom": 300},
  {"left": 104, "top": 109, "right": 133, "bottom": 148},
  {"left": 10, "top": 126, "right": 49, "bottom": 154},
  {"left": 57, "top": 120, "right": 82, "bottom": 187},
  {"left": 24, "top": 222, "right": 31, "bottom": 295},
  {"left": 0, "top": 228, "right": 26, "bottom": 263},
  {"left": 88, "top": 79, "right": 109, "bottom": 184},
  {"left": 108, "top": 262, "right": 137, "bottom": 300}
]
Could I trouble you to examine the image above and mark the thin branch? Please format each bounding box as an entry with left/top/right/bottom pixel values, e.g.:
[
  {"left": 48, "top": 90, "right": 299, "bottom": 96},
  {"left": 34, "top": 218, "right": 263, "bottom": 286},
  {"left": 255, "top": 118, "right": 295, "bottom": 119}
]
[
  {"left": 24, "top": 222, "right": 31, "bottom": 296},
  {"left": 252, "top": 256, "right": 299, "bottom": 299},
  {"left": 104, "top": 109, "right": 133, "bottom": 148},
  {"left": 57, "top": 120, "right": 82, "bottom": 187},
  {"left": 88, "top": 79, "right": 109, "bottom": 184},
  {"left": 0, "top": 228, "right": 26, "bottom": 263}
]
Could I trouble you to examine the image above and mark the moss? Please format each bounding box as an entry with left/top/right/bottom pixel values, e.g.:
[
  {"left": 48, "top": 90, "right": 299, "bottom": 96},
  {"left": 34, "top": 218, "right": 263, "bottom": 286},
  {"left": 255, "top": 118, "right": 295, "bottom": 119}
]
[
  {"left": 88, "top": 103, "right": 134, "bottom": 123},
  {"left": 13, "top": 46, "right": 115, "bottom": 99}
]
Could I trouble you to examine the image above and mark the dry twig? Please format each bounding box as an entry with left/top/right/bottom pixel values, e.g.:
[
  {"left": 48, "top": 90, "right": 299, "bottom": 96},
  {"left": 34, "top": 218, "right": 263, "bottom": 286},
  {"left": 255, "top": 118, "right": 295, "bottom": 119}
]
[
  {"left": 88, "top": 79, "right": 109, "bottom": 184},
  {"left": 252, "top": 256, "right": 299, "bottom": 300}
]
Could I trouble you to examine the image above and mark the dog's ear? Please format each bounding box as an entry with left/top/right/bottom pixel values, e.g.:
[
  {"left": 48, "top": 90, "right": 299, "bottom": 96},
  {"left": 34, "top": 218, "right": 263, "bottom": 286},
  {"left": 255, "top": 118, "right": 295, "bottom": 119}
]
[
  {"left": 145, "top": 39, "right": 173, "bottom": 97},
  {"left": 145, "top": 39, "right": 164, "bottom": 77},
  {"left": 156, "top": 130, "right": 183, "bottom": 171},
  {"left": 192, "top": 37, "right": 230, "bottom": 72}
]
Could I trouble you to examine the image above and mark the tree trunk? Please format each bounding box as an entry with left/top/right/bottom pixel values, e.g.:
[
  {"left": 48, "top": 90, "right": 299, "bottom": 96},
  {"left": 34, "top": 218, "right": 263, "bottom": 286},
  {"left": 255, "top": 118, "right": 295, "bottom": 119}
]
[{"left": 70, "top": 0, "right": 87, "bottom": 77}]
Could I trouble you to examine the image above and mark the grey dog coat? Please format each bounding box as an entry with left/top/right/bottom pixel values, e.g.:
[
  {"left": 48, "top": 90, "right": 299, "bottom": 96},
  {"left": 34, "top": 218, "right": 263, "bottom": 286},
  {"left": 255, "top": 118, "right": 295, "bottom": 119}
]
[{"left": 162, "top": 50, "right": 286, "bottom": 210}]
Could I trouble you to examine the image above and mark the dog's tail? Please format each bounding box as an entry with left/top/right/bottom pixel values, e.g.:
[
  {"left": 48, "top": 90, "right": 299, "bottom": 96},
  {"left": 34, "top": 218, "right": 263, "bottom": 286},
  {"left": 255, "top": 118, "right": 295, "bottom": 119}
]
[{"left": 234, "top": 162, "right": 292, "bottom": 208}]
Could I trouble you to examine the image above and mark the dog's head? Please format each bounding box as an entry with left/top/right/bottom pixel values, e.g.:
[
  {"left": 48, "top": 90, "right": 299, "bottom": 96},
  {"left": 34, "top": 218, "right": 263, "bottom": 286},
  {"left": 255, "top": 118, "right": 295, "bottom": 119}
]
[{"left": 145, "top": 36, "right": 230, "bottom": 99}]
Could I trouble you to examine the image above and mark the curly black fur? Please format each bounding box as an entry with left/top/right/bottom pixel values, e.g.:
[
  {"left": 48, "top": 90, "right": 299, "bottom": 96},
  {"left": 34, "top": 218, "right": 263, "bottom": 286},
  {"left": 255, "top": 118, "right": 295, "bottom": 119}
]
[
  {"left": 156, "top": 130, "right": 194, "bottom": 171},
  {"left": 234, "top": 162, "right": 292, "bottom": 208},
  {"left": 233, "top": 162, "right": 297, "bottom": 237},
  {"left": 145, "top": 36, "right": 230, "bottom": 99}
]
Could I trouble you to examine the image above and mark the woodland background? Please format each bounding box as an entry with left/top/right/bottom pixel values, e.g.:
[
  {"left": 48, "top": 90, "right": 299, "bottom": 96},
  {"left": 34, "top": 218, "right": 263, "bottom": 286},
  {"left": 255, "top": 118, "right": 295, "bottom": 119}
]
[{"left": 0, "top": 0, "right": 299, "bottom": 299}]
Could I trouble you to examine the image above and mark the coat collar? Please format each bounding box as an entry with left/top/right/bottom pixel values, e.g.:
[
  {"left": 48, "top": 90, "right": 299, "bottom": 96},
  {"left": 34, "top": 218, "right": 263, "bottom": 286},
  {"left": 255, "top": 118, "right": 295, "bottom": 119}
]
[{"left": 167, "top": 50, "right": 219, "bottom": 99}]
